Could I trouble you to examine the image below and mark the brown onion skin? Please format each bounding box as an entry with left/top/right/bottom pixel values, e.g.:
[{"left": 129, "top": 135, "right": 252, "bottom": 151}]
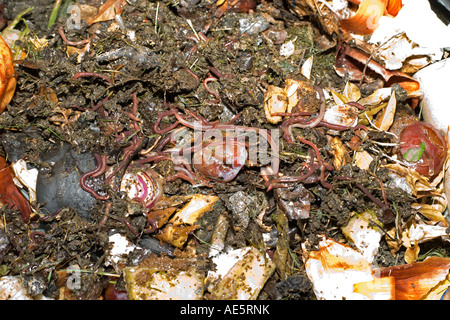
[
  {"left": 228, "top": 0, "right": 257, "bottom": 13},
  {"left": 192, "top": 139, "right": 248, "bottom": 182},
  {"left": 399, "top": 122, "right": 447, "bottom": 178}
]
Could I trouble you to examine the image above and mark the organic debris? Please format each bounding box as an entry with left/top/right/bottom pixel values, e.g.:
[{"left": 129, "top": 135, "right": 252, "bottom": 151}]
[{"left": 0, "top": 0, "right": 449, "bottom": 301}]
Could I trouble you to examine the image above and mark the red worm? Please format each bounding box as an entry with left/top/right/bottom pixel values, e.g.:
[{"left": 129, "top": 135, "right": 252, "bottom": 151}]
[
  {"left": 80, "top": 154, "right": 109, "bottom": 200},
  {"left": 58, "top": 26, "right": 90, "bottom": 46},
  {"left": 74, "top": 72, "right": 112, "bottom": 84},
  {"left": 203, "top": 77, "right": 220, "bottom": 99},
  {"left": 153, "top": 109, "right": 180, "bottom": 134}
]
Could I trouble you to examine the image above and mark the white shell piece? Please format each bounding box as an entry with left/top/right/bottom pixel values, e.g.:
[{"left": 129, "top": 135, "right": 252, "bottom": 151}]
[
  {"left": 105, "top": 233, "right": 136, "bottom": 266},
  {"left": 170, "top": 194, "right": 218, "bottom": 225},
  {"left": 407, "top": 221, "right": 449, "bottom": 244},
  {"left": 280, "top": 38, "right": 296, "bottom": 58},
  {"left": 304, "top": 236, "right": 376, "bottom": 300},
  {"left": 0, "top": 276, "right": 32, "bottom": 300},
  {"left": 369, "top": 0, "right": 450, "bottom": 70},
  {"left": 323, "top": 103, "right": 358, "bottom": 127},
  {"left": 206, "top": 246, "right": 275, "bottom": 300},
  {"left": 342, "top": 211, "right": 383, "bottom": 263},
  {"left": 300, "top": 55, "right": 313, "bottom": 79},
  {"left": 11, "top": 159, "right": 38, "bottom": 204},
  {"left": 125, "top": 267, "right": 204, "bottom": 300},
  {"left": 264, "top": 85, "right": 287, "bottom": 124}
]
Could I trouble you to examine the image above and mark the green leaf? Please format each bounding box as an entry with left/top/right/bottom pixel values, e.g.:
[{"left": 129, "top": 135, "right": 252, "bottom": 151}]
[{"left": 403, "top": 141, "right": 426, "bottom": 162}]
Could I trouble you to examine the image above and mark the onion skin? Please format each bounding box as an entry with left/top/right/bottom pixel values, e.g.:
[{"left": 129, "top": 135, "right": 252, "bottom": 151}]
[
  {"left": 399, "top": 122, "right": 447, "bottom": 179},
  {"left": 193, "top": 139, "right": 248, "bottom": 182},
  {"left": 0, "top": 156, "right": 31, "bottom": 222},
  {"left": 340, "top": 0, "right": 403, "bottom": 35},
  {"left": 104, "top": 282, "right": 128, "bottom": 300}
]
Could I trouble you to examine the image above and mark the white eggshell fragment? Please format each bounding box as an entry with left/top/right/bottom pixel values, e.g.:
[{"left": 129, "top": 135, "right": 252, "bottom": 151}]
[
  {"left": 11, "top": 159, "right": 38, "bottom": 204},
  {"left": 124, "top": 256, "right": 205, "bottom": 300},
  {"left": 304, "top": 236, "right": 393, "bottom": 300},
  {"left": 369, "top": 0, "right": 450, "bottom": 70},
  {"left": 264, "top": 85, "right": 288, "bottom": 124},
  {"left": 105, "top": 233, "right": 136, "bottom": 267},
  {"left": 0, "top": 276, "right": 32, "bottom": 300},
  {"left": 341, "top": 210, "right": 383, "bottom": 263},
  {"left": 323, "top": 103, "right": 359, "bottom": 127}
]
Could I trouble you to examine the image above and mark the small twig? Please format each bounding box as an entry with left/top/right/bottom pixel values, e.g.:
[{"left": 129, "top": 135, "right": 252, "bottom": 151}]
[
  {"left": 186, "top": 19, "right": 200, "bottom": 42},
  {"left": 155, "top": 2, "right": 159, "bottom": 34}
]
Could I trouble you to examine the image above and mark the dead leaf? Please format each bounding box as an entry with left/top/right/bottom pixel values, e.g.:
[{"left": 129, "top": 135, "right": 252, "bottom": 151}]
[
  {"left": 27, "top": 85, "right": 58, "bottom": 110},
  {"left": 354, "top": 150, "right": 374, "bottom": 171},
  {"left": 85, "top": 0, "right": 126, "bottom": 25},
  {"left": 0, "top": 156, "right": 32, "bottom": 222},
  {"left": 412, "top": 200, "right": 447, "bottom": 224},
  {"left": 385, "top": 226, "right": 402, "bottom": 255},
  {"left": 405, "top": 240, "right": 420, "bottom": 264},
  {"left": 328, "top": 136, "right": 348, "bottom": 170},
  {"left": 373, "top": 91, "right": 396, "bottom": 131},
  {"left": 383, "top": 163, "right": 443, "bottom": 198},
  {"left": 343, "top": 81, "right": 361, "bottom": 102}
]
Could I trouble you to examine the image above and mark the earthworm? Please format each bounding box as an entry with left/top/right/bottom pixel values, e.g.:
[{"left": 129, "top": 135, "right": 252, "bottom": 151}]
[
  {"left": 333, "top": 176, "right": 391, "bottom": 213},
  {"left": 281, "top": 86, "right": 326, "bottom": 144},
  {"left": 208, "top": 66, "right": 232, "bottom": 79},
  {"left": 203, "top": 77, "right": 221, "bottom": 99},
  {"left": 80, "top": 154, "right": 109, "bottom": 200},
  {"left": 144, "top": 218, "right": 157, "bottom": 234},
  {"left": 153, "top": 109, "right": 180, "bottom": 134},
  {"left": 39, "top": 207, "right": 63, "bottom": 221},
  {"left": 74, "top": 72, "right": 112, "bottom": 84},
  {"left": 114, "top": 217, "right": 138, "bottom": 237},
  {"left": 58, "top": 26, "right": 90, "bottom": 46},
  {"left": 97, "top": 202, "right": 111, "bottom": 230}
]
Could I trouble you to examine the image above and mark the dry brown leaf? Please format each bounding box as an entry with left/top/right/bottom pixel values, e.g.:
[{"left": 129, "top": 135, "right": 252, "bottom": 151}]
[
  {"left": 328, "top": 137, "right": 348, "bottom": 170},
  {"left": 343, "top": 81, "right": 361, "bottom": 102},
  {"left": 373, "top": 91, "right": 396, "bottom": 131},
  {"left": 85, "top": 0, "right": 126, "bottom": 25},
  {"left": 405, "top": 241, "right": 420, "bottom": 264},
  {"left": 330, "top": 89, "right": 349, "bottom": 105},
  {"left": 28, "top": 85, "right": 58, "bottom": 110},
  {"left": 354, "top": 150, "right": 373, "bottom": 171},
  {"left": 412, "top": 200, "right": 447, "bottom": 224},
  {"left": 385, "top": 226, "right": 402, "bottom": 255},
  {"left": 383, "top": 163, "right": 443, "bottom": 198}
]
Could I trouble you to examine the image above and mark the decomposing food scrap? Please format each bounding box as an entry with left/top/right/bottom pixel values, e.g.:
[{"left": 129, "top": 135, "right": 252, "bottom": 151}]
[{"left": 0, "top": 0, "right": 449, "bottom": 301}]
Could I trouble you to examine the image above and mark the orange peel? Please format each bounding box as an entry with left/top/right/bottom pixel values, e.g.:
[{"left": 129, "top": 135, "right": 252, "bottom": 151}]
[
  {"left": 0, "top": 35, "right": 16, "bottom": 113},
  {"left": 340, "top": 0, "right": 403, "bottom": 35}
]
